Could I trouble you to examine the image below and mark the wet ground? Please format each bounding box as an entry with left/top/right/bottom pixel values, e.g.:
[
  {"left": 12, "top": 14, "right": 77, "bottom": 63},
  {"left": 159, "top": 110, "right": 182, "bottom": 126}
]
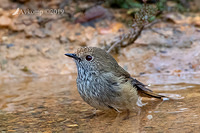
[{"left": 0, "top": 73, "right": 200, "bottom": 133}]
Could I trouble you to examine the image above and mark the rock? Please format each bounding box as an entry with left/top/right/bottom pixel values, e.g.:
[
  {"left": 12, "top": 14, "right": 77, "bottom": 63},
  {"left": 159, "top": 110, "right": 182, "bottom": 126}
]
[
  {"left": 98, "top": 22, "right": 124, "bottom": 34},
  {"left": 59, "top": 36, "right": 68, "bottom": 43},
  {"left": 34, "top": 28, "right": 47, "bottom": 38},
  {"left": 9, "top": 19, "right": 26, "bottom": 31},
  {"left": 84, "top": 26, "right": 96, "bottom": 40},
  {"left": 0, "top": 16, "right": 12, "bottom": 27},
  {"left": 68, "top": 34, "right": 76, "bottom": 42},
  {"left": 75, "top": 5, "right": 113, "bottom": 24},
  {"left": 24, "top": 23, "right": 39, "bottom": 37}
]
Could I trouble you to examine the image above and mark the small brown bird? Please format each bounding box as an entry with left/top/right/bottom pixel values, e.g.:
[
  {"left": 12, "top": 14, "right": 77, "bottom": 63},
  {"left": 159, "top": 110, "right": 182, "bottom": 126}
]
[{"left": 65, "top": 47, "right": 166, "bottom": 112}]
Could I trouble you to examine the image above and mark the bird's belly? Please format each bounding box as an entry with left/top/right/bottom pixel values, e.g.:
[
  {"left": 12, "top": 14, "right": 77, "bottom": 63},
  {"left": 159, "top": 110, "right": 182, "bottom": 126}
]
[
  {"left": 76, "top": 80, "right": 111, "bottom": 110},
  {"left": 76, "top": 79, "right": 141, "bottom": 111}
]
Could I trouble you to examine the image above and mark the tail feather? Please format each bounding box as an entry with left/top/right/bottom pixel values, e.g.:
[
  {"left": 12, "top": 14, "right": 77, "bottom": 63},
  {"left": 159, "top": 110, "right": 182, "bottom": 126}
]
[
  {"left": 131, "top": 78, "right": 167, "bottom": 99},
  {"left": 137, "top": 89, "right": 166, "bottom": 99}
]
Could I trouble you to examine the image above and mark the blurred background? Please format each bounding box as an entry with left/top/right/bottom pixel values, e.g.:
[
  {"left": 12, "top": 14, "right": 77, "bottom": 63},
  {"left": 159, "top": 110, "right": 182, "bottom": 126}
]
[{"left": 0, "top": 0, "right": 200, "bottom": 78}]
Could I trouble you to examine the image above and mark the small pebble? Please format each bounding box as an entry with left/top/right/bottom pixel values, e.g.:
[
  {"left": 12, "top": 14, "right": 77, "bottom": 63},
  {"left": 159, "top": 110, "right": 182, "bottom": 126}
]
[
  {"left": 147, "top": 115, "right": 153, "bottom": 120},
  {"left": 67, "top": 124, "right": 78, "bottom": 128}
]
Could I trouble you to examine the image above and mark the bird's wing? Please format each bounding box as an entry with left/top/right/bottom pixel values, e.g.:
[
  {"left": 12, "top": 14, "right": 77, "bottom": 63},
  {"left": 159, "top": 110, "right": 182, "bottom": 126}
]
[
  {"left": 110, "top": 62, "right": 166, "bottom": 99},
  {"left": 130, "top": 77, "right": 166, "bottom": 99}
]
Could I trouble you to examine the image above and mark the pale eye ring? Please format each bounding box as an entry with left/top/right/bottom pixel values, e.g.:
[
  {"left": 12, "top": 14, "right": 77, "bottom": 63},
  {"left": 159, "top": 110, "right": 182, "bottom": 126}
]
[{"left": 85, "top": 55, "right": 93, "bottom": 61}]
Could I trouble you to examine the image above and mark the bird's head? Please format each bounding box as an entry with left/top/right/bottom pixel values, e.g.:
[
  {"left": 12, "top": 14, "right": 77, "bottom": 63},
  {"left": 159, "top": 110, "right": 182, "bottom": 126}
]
[{"left": 65, "top": 47, "right": 119, "bottom": 73}]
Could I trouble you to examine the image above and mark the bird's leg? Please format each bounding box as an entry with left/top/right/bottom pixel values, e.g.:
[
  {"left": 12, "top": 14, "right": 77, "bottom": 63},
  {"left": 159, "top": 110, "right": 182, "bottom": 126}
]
[
  {"left": 123, "top": 109, "right": 130, "bottom": 120},
  {"left": 83, "top": 108, "right": 98, "bottom": 119},
  {"left": 136, "top": 106, "right": 141, "bottom": 116},
  {"left": 114, "top": 108, "right": 122, "bottom": 113}
]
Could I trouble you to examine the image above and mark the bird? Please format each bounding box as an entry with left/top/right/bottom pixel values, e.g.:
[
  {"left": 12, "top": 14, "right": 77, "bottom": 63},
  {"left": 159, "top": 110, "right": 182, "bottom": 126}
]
[{"left": 65, "top": 47, "right": 166, "bottom": 113}]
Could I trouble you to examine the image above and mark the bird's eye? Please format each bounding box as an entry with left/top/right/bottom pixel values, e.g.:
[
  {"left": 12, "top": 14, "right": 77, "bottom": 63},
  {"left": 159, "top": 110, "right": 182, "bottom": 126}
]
[{"left": 85, "top": 55, "right": 93, "bottom": 61}]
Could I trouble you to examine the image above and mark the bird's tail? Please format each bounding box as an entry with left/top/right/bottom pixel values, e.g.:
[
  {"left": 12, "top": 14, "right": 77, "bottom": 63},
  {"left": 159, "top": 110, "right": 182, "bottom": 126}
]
[
  {"left": 131, "top": 78, "right": 167, "bottom": 99},
  {"left": 137, "top": 88, "right": 166, "bottom": 99}
]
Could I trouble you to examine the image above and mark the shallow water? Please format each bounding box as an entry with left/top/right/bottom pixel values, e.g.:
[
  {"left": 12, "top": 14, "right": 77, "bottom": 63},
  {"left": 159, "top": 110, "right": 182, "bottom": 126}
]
[{"left": 0, "top": 73, "right": 200, "bottom": 132}]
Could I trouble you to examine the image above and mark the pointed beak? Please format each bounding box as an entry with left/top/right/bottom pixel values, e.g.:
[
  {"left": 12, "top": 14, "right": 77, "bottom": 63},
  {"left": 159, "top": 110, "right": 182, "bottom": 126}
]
[{"left": 65, "top": 53, "right": 81, "bottom": 61}]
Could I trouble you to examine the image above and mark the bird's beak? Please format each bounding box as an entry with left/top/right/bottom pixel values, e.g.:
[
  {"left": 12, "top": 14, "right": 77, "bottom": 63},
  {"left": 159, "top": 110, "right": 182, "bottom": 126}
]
[{"left": 65, "top": 53, "right": 81, "bottom": 61}]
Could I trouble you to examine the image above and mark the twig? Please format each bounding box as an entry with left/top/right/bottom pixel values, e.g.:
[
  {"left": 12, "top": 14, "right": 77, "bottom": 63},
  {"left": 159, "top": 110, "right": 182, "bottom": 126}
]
[
  {"left": 144, "top": 19, "right": 161, "bottom": 29},
  {"left": 106, "top": 26, "right": 141, "bottom": 53},
  {"left": 149, "top": 27, "right": 168, "bottom": 38},
  {"left": 106, "top": 19, "right": 161, "bottom": 53},
  {"left": 106, "top": 26, "right": 144, "bottom": 53},
  {"left": 106, "top": 26, "right": 145, "bottom": 53}
]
